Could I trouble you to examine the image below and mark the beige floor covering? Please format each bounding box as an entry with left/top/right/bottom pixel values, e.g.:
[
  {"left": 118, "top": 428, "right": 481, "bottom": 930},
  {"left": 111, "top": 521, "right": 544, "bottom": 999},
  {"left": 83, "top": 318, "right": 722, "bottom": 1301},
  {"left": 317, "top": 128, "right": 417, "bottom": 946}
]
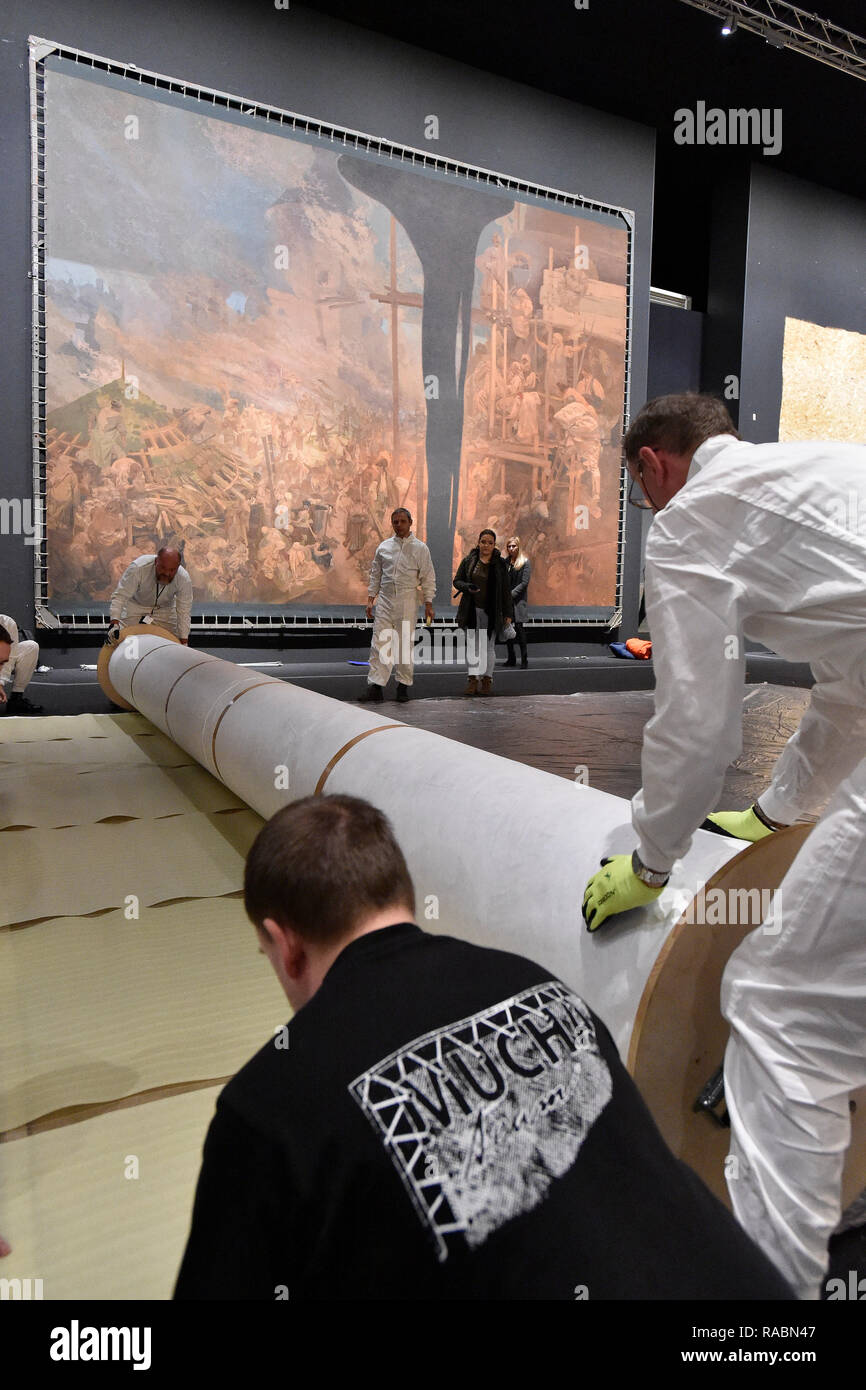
[
  {"left": 0, "top": 898, "right": 287, "bottom": 1132},
  {"left": 0, "top": 712, "right": 153, "bottom": 743},
  {"left": 0, "top": 1086, "right": 223, "bottom": 1300},
  {"left": 0, "top": 713, "right": 283, "bottom": 1298},
  {"left": 0, "top": 808, "right": 263, "bottom": 926},
  {"left": 0, "top": 730, "right": 194, "bottom": 768},
  {"left": 0, "top": 763, "right": 245, "bottom": 829}
]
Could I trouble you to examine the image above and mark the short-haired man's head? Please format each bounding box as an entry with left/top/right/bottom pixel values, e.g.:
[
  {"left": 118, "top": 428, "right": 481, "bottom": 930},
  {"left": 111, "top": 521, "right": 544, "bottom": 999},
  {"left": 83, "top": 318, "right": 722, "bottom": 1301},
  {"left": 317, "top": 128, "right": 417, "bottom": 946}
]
[
  {"left": 623, "top": 393, "right": 738, "bottom": 466},
  {"left": 243, "top": 794, "right": 415, "bottom": 948},
  {"left": 391, "top": 508, "right": 412, "bottom": 523},
  {"left": 156, "top": 546, "right": 181, "bottom": 580}
]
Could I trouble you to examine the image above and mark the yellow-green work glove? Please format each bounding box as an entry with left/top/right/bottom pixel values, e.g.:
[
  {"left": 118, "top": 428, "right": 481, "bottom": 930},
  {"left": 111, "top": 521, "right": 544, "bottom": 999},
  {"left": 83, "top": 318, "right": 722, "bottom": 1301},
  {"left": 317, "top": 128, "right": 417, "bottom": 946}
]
[
  {"left": 582, "top": 855, "right": 664, "bottom": 933},
  {"left": 701, "top": 806, "right": 778, "bottom": 842}
]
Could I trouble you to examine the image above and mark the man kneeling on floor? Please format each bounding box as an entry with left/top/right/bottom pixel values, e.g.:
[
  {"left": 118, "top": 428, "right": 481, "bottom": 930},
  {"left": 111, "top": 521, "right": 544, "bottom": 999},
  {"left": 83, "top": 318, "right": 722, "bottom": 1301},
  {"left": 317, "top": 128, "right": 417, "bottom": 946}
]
[
  {"left": 175, "top": 794, "right": 792, "bottom": 1301},
  {"left": 0, "top": 616, "right": 42, "bottom": 715}
]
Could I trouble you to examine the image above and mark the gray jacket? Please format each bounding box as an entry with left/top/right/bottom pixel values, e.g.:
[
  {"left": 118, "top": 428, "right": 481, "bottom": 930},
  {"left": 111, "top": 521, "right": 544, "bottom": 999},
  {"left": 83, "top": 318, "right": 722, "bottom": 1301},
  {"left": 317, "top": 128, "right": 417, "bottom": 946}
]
[
  {"left": 109, "top": 554, "right": 193, "bottom": 639},
  {"left": 507, "top": 558, "right": 531, "bottom": 623}
]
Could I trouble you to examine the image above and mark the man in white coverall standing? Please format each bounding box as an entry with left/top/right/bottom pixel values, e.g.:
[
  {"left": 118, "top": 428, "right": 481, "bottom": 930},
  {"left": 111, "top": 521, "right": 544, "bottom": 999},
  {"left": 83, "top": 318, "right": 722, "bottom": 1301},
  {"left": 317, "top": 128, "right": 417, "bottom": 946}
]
[
  {"left": 358, "top": 508, "right": 435, "bottom": 705},
  {"left": 581, "top": 393, "right": 866, "bottom": 1299}
]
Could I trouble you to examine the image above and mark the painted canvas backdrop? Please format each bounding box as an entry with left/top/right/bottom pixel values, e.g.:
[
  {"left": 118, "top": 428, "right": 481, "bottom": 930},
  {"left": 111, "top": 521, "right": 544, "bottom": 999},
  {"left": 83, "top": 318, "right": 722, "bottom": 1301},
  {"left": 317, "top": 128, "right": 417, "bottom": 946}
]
[
  {"left": 42, "top": 60, "right": 629, "bottom": 616},
  {"left": 780, "top": 317, "right": 866, "bottom": 443}
]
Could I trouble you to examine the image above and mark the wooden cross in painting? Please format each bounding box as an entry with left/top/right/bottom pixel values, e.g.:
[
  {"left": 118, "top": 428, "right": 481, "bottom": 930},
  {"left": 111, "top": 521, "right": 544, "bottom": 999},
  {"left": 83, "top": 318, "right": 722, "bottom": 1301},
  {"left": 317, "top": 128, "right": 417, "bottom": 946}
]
[{"left": 369, "top": 216, "right": 423, "bottom": 493}]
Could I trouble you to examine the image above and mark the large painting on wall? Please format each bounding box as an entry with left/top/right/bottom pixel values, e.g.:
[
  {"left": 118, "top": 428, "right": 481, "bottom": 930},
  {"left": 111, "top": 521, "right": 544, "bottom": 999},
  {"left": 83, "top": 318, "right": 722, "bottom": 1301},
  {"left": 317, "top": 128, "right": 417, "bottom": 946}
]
[
  {"left": 41, "top": 56, "right": 630, "bottom": 619},
  {"left": 779, "top": 316, "right": 866, "bottom": 443}
]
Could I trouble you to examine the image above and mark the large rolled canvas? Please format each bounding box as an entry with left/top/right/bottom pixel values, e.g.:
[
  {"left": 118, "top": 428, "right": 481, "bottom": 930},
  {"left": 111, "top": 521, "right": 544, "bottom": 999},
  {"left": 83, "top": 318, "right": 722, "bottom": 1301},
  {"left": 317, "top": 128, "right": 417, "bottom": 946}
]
[{"left": 109, "top": 635, "right": 745, "bottom": 1052}]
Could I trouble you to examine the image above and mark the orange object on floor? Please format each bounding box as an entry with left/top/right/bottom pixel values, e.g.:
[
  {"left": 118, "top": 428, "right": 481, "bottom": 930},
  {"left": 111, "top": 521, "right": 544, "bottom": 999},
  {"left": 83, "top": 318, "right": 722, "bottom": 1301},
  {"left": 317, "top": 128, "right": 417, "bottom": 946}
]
[{"left": 626, "top": 638, "right": 652, "bottom": 659}]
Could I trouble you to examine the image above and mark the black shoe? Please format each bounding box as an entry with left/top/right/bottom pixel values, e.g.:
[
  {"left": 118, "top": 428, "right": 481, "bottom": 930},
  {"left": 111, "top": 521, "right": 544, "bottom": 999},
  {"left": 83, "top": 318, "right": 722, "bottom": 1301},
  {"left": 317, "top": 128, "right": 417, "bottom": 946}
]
[
  {"left": 395, "top": 684, "right": 410, "bottom": 703},
  {"left": 357, "top": 684, "right": 384, "bottom": 703},
  {"left": 505, "top": 657, "right": 517, "bottom": 667},
  {"left": 7, "top": 691, "right": 44, "bottom": 715},
  {"left": 520, "top": 657, "right": 528, "bottom": 669}
]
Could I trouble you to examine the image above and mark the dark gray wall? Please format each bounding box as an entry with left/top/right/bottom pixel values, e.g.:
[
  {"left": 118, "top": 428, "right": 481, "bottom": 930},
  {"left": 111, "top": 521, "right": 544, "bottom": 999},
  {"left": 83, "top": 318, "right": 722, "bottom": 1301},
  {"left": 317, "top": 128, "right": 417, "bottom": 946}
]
[
  {"left": 634, "top": 302, "right": 706, "bottom": 608},
  {"left": 0, "top": 0, "right": 654, "bottom": 629},
  {"left": 700, "top": 161, "right": 751, "bottom": 425},
  {"left": 739, "top": 165, "right": 866, "bottom": 443},
  {"left": 647, "top": 303, "right": 704, "bottom": 399}
]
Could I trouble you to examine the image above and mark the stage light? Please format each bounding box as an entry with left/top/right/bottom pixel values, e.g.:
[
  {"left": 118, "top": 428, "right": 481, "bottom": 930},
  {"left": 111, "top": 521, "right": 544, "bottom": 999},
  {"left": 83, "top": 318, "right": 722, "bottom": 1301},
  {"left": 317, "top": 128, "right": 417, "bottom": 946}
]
[{"left": 721, "top": 13, "right": 737, "bottom": 36}]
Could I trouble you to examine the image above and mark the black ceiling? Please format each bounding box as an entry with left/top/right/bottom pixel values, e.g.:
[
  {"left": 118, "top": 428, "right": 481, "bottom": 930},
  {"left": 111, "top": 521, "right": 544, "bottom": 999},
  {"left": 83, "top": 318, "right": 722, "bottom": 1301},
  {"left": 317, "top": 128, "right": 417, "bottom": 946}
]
[{"left": 300, "top": 0, "right": 865, "bottom": 309}]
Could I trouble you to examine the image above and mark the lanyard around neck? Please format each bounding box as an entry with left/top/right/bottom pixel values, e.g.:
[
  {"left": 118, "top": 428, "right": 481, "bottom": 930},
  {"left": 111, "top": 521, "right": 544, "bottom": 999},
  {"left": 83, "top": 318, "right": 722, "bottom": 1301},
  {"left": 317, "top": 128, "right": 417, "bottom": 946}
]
[{"left": 153, "top": 564, "right": 168, "bottom": 611}]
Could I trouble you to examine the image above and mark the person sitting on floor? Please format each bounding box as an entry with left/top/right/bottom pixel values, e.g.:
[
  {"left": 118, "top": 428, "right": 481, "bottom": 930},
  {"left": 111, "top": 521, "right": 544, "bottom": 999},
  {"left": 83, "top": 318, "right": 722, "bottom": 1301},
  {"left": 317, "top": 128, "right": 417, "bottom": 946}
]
[{"left": 0, "top": 615, "right": 43, "bottom": 715}]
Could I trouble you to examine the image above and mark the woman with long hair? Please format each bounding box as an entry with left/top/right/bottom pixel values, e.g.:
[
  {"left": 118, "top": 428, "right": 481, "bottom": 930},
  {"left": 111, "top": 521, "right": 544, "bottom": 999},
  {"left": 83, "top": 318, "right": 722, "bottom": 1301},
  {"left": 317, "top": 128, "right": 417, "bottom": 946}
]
[
  {"left": 453, "top": 529, "right": 514, "bottom": 696},
  {"left": 504, "top": 536, "right": 531, "bottom": 668}
]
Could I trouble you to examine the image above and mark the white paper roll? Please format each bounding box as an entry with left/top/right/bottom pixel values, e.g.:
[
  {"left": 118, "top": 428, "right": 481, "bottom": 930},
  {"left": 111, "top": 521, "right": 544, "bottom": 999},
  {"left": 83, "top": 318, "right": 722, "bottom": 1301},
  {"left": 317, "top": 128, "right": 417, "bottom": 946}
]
[{"left": 108, "top": 635, "right": 745, "bottom": 1052}]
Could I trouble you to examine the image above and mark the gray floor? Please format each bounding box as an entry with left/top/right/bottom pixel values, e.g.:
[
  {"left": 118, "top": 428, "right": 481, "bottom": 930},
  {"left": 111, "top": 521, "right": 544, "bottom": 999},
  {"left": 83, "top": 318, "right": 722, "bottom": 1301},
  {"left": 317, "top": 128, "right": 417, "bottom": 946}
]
[
  {"left": 392, "top": 682, "right": 816, "bottom": 813},
  {"left": 12, "top": 637, "right": 813, "bottom": 715}
]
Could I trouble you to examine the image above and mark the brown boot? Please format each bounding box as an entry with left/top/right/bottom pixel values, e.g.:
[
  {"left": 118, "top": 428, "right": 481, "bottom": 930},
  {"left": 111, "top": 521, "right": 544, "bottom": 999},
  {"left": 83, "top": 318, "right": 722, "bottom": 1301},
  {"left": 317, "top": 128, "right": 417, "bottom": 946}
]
[
  {"left": 463, "top": 676, "right": 478, "bottom": 696},
  {"left": 480, "top": 676, "right": 493, "bottom": 696}
]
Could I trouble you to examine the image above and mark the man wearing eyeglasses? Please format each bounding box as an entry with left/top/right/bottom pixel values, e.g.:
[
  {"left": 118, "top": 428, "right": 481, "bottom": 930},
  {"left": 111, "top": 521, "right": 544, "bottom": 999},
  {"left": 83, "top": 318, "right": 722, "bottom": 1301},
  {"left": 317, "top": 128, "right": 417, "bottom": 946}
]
[{"left": 581, "top": 392, "right": 866, "bottom": 1301}]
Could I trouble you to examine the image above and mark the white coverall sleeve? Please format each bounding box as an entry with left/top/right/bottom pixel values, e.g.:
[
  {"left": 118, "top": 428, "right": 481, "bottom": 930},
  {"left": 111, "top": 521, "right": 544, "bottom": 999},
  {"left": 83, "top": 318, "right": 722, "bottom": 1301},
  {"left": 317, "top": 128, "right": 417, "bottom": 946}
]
[
  {"left": 367, "top": 546, "right": 383, "bottom": 598},
  {"left": 109, "top": 562, "right": 141, "bottom": 622},
  {"left": 632, "top": 550, "right": 747, "bottom": 872},
  {"left": 0, "top": 614, "right": 19, "bottom": 683},
  {"left": 418, "top": 544, "right": 436, "bottom": 602},
  {"left": 175, "top": 572, "right": 193, "bottom": 641}
]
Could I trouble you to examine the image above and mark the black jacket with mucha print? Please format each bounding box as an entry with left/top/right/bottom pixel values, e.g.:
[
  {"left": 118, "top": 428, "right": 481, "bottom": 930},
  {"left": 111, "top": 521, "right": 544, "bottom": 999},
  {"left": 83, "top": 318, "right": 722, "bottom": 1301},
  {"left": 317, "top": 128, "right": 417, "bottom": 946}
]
[{"left": 175, "top": 923, "right": 791, "bottom": 1301}]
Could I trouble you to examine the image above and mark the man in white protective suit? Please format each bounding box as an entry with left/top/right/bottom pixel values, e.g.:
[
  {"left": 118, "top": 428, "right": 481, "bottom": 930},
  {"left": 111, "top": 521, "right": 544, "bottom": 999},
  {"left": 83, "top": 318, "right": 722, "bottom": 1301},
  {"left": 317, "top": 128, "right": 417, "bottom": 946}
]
[
  {"left": 581, "top": 393, "right": 866, "bottom": 1300},
  {"left": 107, "top": 547, "right": 192, "bottom": 645},
  {"left": 0, "top": 613, "right": 42, "bottom": 714},
  {"left": 358, "top": 508, "right": 435, "bottom": 705}
]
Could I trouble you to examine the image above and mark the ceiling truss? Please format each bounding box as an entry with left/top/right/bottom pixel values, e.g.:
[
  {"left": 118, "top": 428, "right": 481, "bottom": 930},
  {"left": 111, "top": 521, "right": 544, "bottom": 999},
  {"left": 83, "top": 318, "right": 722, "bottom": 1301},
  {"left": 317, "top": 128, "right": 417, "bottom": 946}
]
[{"left": 676, "top": 0, "right": 866, "bottom": 81}]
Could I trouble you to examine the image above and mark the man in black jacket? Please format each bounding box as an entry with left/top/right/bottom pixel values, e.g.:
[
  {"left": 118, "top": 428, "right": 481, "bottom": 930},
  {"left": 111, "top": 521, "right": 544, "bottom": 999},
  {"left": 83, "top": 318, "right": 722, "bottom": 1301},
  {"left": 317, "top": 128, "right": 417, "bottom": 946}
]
[{"left": 174, "top": 794, "right": 792, "bottom": 1301}]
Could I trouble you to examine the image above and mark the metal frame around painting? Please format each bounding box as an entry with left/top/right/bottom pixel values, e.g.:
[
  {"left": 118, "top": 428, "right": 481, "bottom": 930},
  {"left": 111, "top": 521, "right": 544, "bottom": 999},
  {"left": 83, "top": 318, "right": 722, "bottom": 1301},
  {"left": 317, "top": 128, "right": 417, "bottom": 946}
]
[{"left": 29, "top": 35, "right": 634, "bottom": 634}]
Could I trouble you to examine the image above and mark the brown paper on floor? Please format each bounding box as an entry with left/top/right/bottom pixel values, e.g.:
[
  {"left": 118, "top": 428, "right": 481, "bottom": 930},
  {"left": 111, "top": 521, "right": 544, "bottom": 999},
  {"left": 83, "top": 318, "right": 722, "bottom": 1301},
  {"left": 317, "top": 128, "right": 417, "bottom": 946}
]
[
  {"left": 0, "top": 763, "right": 245, "bottom": 829},
  {"left": 0, "top": 712, "right": 153, "bottom": 743},
  {"left": 0, "top": 729, "right": 193, "bottom": 768},
  {"left": 0, "top": 809, "right": 263, "bottom": 927},
  {"left": 0, "top": 897, "right": 287, "bottom": 1132},
  {"left": 0, "top": 1086, "right": 222, "bottom": 1300},
  {"left": 103, "top": 712, "right": 156, "bottom": 735}
]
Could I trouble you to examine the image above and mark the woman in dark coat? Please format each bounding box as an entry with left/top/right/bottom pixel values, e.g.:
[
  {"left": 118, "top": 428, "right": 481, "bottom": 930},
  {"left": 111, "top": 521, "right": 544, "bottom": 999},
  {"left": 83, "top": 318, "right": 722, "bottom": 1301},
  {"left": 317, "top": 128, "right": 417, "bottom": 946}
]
[
  {"left": 453, "top": 529, "right": 514, "bottom": 696},
  {"left": 504, "top": 535, "right": 531, "bottom": 668}
]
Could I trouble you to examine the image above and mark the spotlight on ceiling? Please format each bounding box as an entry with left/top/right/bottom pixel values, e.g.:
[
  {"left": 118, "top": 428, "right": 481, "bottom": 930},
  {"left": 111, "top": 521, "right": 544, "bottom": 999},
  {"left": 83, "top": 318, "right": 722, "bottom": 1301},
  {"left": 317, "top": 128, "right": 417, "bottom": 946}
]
[{"left": 721, "top": 13, "right": 737, "bottom": 36}]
